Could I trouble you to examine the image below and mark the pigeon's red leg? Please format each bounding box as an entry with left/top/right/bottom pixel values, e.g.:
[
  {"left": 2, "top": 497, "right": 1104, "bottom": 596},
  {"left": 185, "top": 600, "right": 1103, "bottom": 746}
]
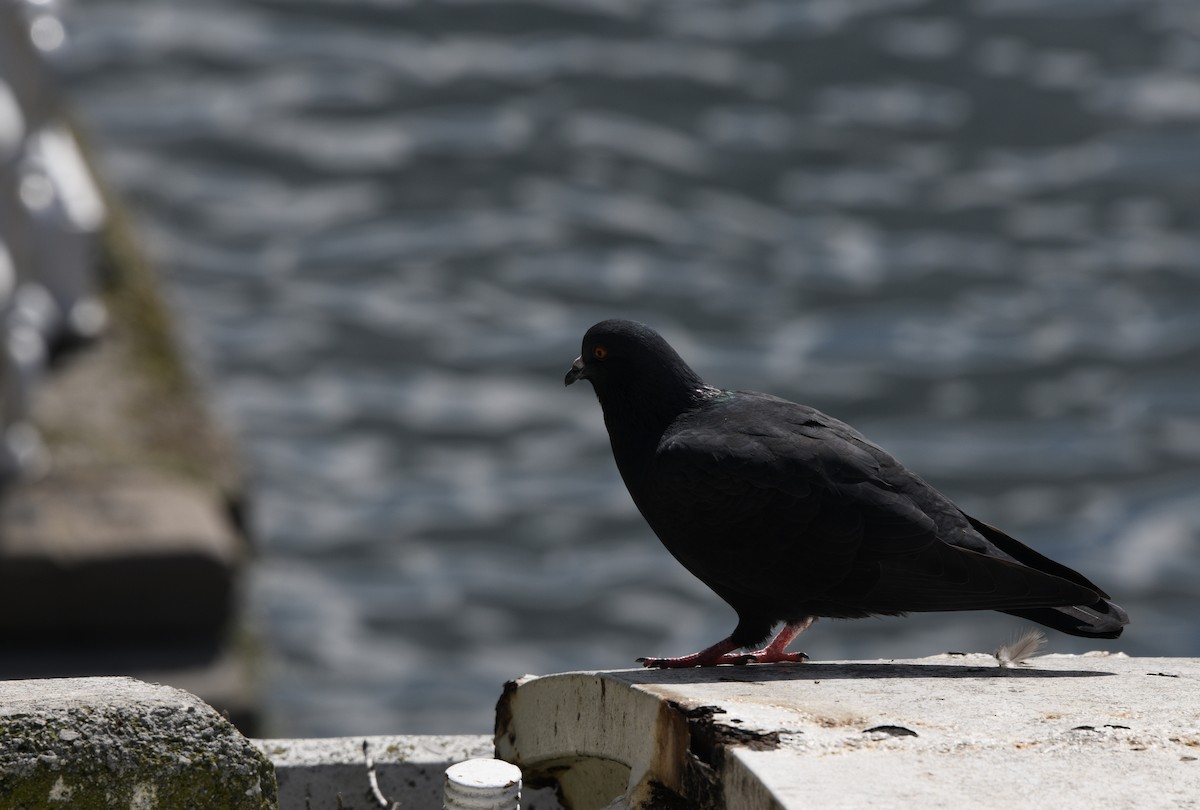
[
  {"left": 638, "top": 617, "right": 816, "bottom": 668},
  {"left": 638, "top": 636, "right": 754, "bottom": 669},
  {"left": 740, "top": 617, "right": 815, "bottom": 664}
]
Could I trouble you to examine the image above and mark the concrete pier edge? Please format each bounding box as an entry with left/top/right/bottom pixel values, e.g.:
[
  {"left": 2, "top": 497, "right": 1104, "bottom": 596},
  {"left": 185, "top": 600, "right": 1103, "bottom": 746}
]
[
  {"left": 495, "top": 653, "right": 1200, "bottom": 810},
  {"left": 3, "top": 655, "right": 1196, "bottom": 809}
]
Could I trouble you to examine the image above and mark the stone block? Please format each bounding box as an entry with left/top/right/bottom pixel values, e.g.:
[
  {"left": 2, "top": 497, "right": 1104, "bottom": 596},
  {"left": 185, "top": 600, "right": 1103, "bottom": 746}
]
[
  {"left": 0, "top": 676, "right": 276, "bottom": 809},
  {"left": 0, "top": 474, "right": 239, "bottom": 640}
]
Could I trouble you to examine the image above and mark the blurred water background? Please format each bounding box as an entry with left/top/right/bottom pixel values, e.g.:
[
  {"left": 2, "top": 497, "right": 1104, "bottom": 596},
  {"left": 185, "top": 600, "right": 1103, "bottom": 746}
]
[{"left": 58, "top": 0, "right": 1200, "bottom": 735}]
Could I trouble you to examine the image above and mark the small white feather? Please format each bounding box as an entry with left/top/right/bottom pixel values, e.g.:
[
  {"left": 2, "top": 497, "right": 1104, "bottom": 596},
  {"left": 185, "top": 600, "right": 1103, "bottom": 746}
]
[{"left": 994, "top": 628, "right": 1047, "bottom": 668}]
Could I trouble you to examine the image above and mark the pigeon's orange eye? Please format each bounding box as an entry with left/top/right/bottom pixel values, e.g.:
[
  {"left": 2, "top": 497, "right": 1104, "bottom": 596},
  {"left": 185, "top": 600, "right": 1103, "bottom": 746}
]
[{"left": 593, "top": 346, "right": 608, "bottom": 360}]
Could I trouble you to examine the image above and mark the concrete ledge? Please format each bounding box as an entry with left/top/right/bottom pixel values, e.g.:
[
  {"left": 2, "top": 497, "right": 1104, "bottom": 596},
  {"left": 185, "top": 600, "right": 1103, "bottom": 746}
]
[
  {"left": 496, "top": 654, "right": 1200, "bottom": 809},
  {"left": 0, "top": 676, "right": 276, "bottom": 809},
  {"left": 0, "top": 473, "right": 239, "bottom": 638},
  {"left": 258, "top": 734, "right": 490, "bottom": 810},
  {"left": 254, "top": 735, "right": 563, "bottom": 810}
]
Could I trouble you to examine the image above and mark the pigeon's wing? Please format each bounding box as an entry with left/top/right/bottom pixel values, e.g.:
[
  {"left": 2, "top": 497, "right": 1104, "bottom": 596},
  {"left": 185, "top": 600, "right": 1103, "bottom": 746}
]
[
  {"left": 652, "top": 397, "right": 1099, "bottom": 615},
  {"left": 964, "top": 514, "right": 1112, "bottom": 598},
  {"left": 651, "top": 401, "right": 935, "bottom": 602}
]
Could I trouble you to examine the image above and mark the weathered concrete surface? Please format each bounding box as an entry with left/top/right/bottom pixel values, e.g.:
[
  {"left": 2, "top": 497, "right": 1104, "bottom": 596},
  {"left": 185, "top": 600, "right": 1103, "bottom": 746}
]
[
  {"left": 0, "top": 676, "right": 276, "bottom": 809},
  {"left": 255, "top": 734, "right": 562, "bottom": 810},
  {"left": 496, "top": 654, "right": 1200, "bottom": 810}
]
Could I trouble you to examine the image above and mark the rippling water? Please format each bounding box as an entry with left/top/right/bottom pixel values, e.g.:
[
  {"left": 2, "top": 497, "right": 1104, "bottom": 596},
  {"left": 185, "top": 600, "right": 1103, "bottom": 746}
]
[{"left": 60, "top": 0, "right": 1200, "bottom": 735}]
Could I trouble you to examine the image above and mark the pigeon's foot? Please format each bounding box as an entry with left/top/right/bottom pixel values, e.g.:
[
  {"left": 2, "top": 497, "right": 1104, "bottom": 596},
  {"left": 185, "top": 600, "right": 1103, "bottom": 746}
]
[
  {"left": 638, "top": 617, "right": 816, "bottom": 668},
  {"left": 638, "top": 651, "right": 756, "bottom": 668},
  {"left": 733, "top": 618, "right": 814, "bottom": 664},
  {"left": 637, "top": 636, "right": 748, "bottom": 668}
]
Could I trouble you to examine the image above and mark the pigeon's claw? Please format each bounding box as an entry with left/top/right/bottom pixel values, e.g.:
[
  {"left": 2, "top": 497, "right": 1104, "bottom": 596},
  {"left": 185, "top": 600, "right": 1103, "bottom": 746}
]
[
  {"left": 637, "top": 618, "right": 817, "bottom": 668},
  {"left": 741, "top": 617, "right": 816, "bottom": 665}
]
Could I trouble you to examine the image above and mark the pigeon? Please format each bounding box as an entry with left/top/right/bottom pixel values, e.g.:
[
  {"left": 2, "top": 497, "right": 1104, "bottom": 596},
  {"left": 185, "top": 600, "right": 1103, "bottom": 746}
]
[{"left": 565, "top": 319, "right": 1128, "bottom": 668}]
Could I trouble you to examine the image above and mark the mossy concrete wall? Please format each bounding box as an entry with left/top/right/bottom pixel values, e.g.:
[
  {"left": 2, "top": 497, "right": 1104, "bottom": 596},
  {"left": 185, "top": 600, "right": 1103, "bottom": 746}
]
[
  {"left": 0, "top": 677, "right": 276, "bottom": 809},
  {"left": 1, "top": 1, "right": 257, "bottom": 730},
  {"left": 0, "top": 66, "right": 258, "bottom": 729}
]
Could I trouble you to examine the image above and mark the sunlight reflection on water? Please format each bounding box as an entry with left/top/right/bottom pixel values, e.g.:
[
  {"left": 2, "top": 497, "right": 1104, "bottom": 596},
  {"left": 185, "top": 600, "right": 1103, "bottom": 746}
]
[{"left": 62, "top": 0, "right": 1200, "bottom": 735}]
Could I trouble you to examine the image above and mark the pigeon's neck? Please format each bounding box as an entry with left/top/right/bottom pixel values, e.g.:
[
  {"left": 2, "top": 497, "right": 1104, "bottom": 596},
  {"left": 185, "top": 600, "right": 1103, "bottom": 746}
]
[
  {"left": 600, "top": 384, "right": 716, "bottom": 432},
  {"left": 597, "top": 369, "right": 720, "bottom": 475}
]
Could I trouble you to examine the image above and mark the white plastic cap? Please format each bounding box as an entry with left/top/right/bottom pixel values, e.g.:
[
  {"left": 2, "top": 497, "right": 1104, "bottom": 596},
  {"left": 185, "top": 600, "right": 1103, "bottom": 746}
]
[{"left": 443, "top": 758, "right": 521, "bottom": 810}]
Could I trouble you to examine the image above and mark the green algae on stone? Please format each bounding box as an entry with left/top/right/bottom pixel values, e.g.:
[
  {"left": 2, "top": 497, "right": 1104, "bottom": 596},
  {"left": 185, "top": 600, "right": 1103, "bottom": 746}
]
[{"left": 0, "top": 678, "right": 276, "bottom": 810}]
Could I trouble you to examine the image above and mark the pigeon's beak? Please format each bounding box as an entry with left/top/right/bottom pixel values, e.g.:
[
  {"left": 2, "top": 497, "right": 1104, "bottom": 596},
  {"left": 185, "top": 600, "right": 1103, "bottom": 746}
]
[{"left": 564, "top": 356, "right": 586, "bottom": 386}]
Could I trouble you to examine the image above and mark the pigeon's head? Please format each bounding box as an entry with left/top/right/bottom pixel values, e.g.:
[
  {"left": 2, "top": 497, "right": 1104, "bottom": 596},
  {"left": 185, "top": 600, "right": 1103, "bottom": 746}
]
[{"left": 564, "top": 319, "right": 709, "bottom": 410}]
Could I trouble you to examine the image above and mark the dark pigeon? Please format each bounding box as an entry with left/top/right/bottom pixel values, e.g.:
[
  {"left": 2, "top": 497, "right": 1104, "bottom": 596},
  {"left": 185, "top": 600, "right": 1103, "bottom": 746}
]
[{"left": 565, "top": 319, "right": 1129, "bottom": 668}]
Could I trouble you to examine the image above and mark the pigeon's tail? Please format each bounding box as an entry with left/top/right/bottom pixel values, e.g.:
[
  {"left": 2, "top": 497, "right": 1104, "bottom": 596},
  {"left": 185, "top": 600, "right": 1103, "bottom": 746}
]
[
  {"left": 1003, "top": 596, "right": 1129, "bottom": 639},
  {"left": 964, "top": 514, "right": 1129, "bottom": 638}
]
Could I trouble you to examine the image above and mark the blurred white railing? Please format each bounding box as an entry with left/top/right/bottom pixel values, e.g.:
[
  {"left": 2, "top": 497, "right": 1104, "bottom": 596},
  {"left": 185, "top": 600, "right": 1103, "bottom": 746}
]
[{"left": 0, "top": 0, "right": 108, "bottom": 480}]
